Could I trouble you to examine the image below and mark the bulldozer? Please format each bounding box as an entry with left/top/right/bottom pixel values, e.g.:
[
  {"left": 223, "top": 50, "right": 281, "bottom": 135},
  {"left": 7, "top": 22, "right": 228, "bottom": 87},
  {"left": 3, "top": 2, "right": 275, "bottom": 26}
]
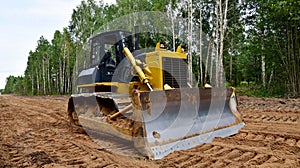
[{"left": 67, "top": 29, "right": 244, "bottom": 160}]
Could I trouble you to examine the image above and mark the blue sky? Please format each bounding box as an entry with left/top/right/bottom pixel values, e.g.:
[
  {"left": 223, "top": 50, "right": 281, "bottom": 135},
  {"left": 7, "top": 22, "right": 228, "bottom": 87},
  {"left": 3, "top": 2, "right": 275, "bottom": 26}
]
[{"left": 0, "top": 0, "right": 115, "bottom": 89}]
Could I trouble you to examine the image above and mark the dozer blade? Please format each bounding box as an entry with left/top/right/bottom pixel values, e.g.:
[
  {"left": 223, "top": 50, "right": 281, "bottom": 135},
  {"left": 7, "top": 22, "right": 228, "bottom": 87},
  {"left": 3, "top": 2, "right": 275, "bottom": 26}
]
[
  {"left": 68, "top": 93, "right": 134, "bottom": 141},
  {"left": 131, "top": 87, "right": 244, "bottom": 160}
]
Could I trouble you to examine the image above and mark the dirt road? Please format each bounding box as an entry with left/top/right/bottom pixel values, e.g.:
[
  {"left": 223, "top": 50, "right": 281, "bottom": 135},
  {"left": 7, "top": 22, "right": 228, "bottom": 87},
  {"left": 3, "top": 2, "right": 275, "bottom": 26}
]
[{"left": 1, "top": 95, "right": 299, "bottom": 167}]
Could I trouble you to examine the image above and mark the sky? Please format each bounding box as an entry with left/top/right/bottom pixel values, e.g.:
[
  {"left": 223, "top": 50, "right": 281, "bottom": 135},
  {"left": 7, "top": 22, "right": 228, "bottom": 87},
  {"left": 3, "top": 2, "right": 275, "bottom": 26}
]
[{"left": 0, "top": 0, "right": 115, "bottom": 89}]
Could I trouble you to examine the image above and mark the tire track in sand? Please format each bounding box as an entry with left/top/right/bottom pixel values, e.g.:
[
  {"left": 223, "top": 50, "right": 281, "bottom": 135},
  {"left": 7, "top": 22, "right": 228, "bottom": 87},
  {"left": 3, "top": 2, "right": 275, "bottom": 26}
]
[
  {"left": 1, "top": 95, "right": 300, "bottom": 167},
  {"left": 0, "top": 95, "right": 157, "bottom": 168},
  {"left": 157, "top": 107, "right": 300, "bottom": 167}
]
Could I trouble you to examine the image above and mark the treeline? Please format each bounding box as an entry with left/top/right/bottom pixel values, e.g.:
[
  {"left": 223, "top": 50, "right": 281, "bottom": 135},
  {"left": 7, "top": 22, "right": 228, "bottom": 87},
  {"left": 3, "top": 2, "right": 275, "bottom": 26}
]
[{"left": 3, "top": 0, "right": 299, "bottom": 97}]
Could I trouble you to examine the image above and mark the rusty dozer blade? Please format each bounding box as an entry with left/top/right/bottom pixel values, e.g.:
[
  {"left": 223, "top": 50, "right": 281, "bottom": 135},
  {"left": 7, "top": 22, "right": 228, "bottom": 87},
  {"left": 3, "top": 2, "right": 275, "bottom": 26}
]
[{"left": 131, "top": 87, "right": 244, "bottom": 160}]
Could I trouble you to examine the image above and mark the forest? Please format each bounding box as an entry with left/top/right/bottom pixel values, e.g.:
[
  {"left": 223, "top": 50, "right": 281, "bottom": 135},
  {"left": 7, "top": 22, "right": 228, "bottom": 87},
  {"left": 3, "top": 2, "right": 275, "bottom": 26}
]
[{"left": 3, "top": 0, "right": 300, "bottom": 98}]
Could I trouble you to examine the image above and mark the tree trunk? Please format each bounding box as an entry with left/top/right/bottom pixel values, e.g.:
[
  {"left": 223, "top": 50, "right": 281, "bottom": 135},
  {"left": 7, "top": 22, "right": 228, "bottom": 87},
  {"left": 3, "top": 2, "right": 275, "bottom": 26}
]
[
  {"left": 36, "top": 67, "right": 39, "bottom": 95},
  {"left": 198, "top": 0, "right": 203, "bottom": 86},
  {"left": 47, "top": 58, "right": 50, "bottom": 94},
  {"left": 230, "top": 54, "right": 232, "bottom": 86},
  {"left": 62, "top": 45, "right": 66, "bottom": 94},
  {"left": 59, "top": 54, "right": 63, "bottom": 94},
  {"left": 218, "top": 0, "right": 228, "bottom": 87},
  {"left": 42, "top": 57, "right": 46, "bottom": 95},
  {"left": 210, "top": 45, "right": 214, "bottom": 83},
  {"left": 31, "top": 75, "right": 34, "bottom": 95},
  {"left": 67, "top": 39, "right": 71, "bottom": 94},
  {"left": 205, "top": 38, "right": 212, "bottom": 84},
  {"left": 168, "top": 1, "right": 176, "bottom": 51},
  {"left": 261, "top": 54, "right": 266, "bottom": 87},
  {"left": 187, "top": 0, "right": 193, "bottom": 87},
  {"left": 214, "top": 0, "right": 219, "bottom": 87}
]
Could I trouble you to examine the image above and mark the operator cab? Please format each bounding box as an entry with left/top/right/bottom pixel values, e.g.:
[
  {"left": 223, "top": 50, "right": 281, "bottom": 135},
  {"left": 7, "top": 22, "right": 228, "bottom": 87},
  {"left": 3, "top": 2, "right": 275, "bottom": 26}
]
[
  {"left": 90, "top": 30, "right": 134, "bottom": 82},
  {"left": 76, "top": 30, "right": 134, "bottom": 87}
]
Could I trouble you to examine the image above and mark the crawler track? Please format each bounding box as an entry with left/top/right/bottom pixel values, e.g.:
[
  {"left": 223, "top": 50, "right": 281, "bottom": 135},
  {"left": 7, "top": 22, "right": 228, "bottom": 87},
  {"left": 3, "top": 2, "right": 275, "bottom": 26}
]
[{"left": 0, "top": 95, "right": 299, "bottom": 167}]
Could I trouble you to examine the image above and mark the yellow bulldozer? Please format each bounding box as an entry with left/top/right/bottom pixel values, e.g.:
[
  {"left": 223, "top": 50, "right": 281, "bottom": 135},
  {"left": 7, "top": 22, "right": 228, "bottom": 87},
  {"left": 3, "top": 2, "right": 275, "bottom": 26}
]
[{"left": 67, "top": 29, "right": 244, "bottom": 159}]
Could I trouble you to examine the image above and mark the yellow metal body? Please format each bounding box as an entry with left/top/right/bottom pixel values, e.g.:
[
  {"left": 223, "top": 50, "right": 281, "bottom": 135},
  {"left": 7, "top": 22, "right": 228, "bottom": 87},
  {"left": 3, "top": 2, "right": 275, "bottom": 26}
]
[
  {"left": 144, "top": 47, "right": 186, "bottom": 90},
  {"left": 77, "top": 82, "right": 129, "bottom": 94},
  {"left": 77, "top": 45, "right": 187, "bottom": 94},
  {"left": 69, "top": 43, "right": 244, "bottom": 160},
  {"left": 123, "top": 48, "right": 151, "bottom": 85}
]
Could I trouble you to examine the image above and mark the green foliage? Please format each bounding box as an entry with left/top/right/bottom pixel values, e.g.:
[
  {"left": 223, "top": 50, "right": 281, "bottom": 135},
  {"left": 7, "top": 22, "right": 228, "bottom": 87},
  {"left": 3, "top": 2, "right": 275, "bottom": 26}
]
[
  {"left": 4, "top": 0, "right": 299, "bottom": 97},
  {"left": 237, "top": 0, "right": 300, "bottom": 97},
  {"left": 3, "top": 76, "right": 24, "bottom": 94},
  {"left": 237, "top": 84, "right": 286, "bottom": 98}
]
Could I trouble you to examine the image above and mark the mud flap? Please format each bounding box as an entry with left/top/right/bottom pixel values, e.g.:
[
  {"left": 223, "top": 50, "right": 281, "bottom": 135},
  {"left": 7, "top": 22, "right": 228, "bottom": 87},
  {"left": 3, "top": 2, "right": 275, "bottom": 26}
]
[{"left": 132, "top": 88, "right": 245, "bottom": 160}]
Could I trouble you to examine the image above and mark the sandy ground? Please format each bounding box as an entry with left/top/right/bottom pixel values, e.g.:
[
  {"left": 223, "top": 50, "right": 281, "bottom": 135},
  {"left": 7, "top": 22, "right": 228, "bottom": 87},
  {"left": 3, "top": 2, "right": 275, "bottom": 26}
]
[{"left": 0, "top": 95, "right": 299, "bottom": 167}]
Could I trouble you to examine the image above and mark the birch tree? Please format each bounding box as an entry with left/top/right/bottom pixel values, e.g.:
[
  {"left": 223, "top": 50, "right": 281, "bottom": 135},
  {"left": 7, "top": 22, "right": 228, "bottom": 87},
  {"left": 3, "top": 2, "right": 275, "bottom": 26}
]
[
  {"left": 198, "top": 0, "right": 203, "bottom": 86},
  {"left": 187, "top": 0, "right": 193, "bottom": 87},
  {"left": 214, "top": 0, "right": 229, "bottom": 87}
]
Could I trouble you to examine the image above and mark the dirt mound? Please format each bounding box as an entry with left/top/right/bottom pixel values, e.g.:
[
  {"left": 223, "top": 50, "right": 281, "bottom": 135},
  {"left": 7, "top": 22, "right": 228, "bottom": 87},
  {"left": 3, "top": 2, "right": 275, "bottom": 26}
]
[{"left": 0, "top": 95, "right": 299, "bottom": 167}]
